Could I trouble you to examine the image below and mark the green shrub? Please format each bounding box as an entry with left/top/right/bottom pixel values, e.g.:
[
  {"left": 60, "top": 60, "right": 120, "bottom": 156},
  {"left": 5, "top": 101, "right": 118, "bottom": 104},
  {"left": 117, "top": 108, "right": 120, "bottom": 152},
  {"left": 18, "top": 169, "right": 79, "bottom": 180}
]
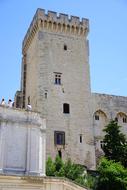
[
  {"left": 95, "top": 158, "right": 127, "bottom": 190},
  {"left": 46, "top": 155, "right": 95, "bottom": 188}
]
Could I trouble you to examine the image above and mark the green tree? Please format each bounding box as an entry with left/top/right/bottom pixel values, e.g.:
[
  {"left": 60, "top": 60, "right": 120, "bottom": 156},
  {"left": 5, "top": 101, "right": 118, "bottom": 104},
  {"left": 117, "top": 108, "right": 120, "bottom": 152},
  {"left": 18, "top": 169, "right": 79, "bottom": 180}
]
[
  {"left": 95, "top": 158, "right": 127, "bottom": 190},
  {"left": 46, "top": 157, "right": 56, "bottom": 176},
  {"left": 102, "top": 120, "right": 127, "bottom": 167}
]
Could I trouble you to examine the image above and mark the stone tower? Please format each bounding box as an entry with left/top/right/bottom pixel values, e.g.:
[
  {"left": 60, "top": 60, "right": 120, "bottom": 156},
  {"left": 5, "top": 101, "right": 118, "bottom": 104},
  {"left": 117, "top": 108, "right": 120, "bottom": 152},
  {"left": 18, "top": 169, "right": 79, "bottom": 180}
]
[{"left": 20, "top": 9, "right": 96, "bottom": 169}]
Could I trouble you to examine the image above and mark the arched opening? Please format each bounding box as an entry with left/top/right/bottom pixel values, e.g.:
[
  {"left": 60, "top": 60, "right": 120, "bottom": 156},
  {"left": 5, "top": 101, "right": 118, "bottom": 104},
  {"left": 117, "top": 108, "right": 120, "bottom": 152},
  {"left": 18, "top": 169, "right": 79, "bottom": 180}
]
[
  {"left": 67, "top": 25, "right": 70, "bottom": 33},
  {"left": 116, "top": 112, "right": 127, "bottom": 124},
  {"left": 94, "top": 110, "right": 107, "bottom": 121},
  {"left": 58, "top": 150, "right": 62, "bottom": 158},
  {"left": 53, "top": 22, "right": 57, "bottom": 30},
  {"left": 93, "top": 110, "right": 107, "bottom": 152}
]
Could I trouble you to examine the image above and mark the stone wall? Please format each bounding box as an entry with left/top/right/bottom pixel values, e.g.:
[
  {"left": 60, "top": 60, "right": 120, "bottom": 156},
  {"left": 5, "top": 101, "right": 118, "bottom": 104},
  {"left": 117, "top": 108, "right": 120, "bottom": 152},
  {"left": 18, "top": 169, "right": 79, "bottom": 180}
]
[
  {"left": 92, "top": 93, "right": 127, "bottom": 163},
  {"left": 0, "top": 175, "right": 88, "bottom": 190},
  {"left": 0, "top": 106, "right": 46, "bottom": 176}
]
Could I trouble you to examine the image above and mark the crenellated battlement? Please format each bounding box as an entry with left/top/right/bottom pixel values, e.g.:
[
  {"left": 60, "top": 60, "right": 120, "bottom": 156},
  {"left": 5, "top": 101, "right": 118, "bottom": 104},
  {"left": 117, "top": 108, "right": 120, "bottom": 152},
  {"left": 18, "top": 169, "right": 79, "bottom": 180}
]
[{"left": 23, "top": 8, "right": 89, "bottom": 53}]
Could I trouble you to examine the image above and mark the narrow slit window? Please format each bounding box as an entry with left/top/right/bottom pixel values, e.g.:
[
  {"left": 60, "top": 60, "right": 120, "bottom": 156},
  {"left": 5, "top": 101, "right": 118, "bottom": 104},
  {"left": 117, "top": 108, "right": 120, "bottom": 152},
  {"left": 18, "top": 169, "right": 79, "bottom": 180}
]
[
  {"left": 100, "top": 141, "right": 104, "bottom": 149},
  {"left": 123, "top": 117, "right": 127, "bottom": 123},
  {"left": 58, "top": 150, "right": 62, "bottom": 158},
  {"left": 80, "top": 135, "right": 82, "bottom": 143}
]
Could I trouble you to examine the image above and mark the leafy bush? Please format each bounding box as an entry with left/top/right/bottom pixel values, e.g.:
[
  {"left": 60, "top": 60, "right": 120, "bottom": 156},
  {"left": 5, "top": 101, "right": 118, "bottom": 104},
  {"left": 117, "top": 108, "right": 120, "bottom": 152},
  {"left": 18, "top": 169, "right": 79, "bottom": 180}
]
[
  {"left": 46, "top": 155, "right": 95, "bottom": 189},
  {"left": 95, "top": 158, "right": 127, "bottom": 190}
]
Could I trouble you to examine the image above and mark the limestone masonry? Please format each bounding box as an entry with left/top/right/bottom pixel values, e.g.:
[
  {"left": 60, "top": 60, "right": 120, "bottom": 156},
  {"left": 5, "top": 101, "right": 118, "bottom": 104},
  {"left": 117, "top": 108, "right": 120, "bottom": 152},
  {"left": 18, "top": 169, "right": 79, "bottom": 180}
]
[
  {"left": 0, "top": 106, "right": 46, "bottom": 176},
  {"left": 13, "top": 8, "right": 127, "bottom": 170},
  {"left": 4, "top": 8, "right": 127, "bottom": 172}
]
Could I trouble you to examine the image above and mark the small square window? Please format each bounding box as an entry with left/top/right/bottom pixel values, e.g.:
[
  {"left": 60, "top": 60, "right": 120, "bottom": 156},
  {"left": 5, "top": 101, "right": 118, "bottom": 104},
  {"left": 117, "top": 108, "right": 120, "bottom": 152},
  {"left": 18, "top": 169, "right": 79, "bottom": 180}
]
[
  {"left": 95, "top": 115, "right": 99, "bottom": 120},
  {"left": 54, "top": 131, "right": 65, "bottom": 145},
  {"left": 64, "top": 44, "right": 67, "bottom": 50}
]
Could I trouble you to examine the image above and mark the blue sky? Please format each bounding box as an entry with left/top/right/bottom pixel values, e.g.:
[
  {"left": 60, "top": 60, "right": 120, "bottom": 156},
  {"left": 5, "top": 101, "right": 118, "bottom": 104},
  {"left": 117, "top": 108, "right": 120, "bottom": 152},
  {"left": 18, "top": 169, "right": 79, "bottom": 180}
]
[{"left": 0, "top": 0, "right": 127, "bottom": 102}]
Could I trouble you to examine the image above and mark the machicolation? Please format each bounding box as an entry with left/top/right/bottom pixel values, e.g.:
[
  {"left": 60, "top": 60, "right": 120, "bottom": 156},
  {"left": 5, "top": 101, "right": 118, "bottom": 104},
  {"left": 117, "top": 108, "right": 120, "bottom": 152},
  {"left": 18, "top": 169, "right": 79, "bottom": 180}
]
[{"left": 23, "top": 8, "right": 89, "bottom": 53}]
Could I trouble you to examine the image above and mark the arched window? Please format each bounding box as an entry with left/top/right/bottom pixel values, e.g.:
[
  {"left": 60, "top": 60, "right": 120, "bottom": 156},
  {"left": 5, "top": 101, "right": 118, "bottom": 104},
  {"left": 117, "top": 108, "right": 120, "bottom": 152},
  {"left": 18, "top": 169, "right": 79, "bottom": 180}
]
[
  {"left": 63, "top": 103, "right": 70, "bottom": 114},
  {"left": 95, "top": 115, "right": 99, "bottom": 120},
  {"left": 94, "top": 110, "right": 107, "bottom": 121},
  {"left": 116, "top": 112, "right": 127, "bottom": 123}
]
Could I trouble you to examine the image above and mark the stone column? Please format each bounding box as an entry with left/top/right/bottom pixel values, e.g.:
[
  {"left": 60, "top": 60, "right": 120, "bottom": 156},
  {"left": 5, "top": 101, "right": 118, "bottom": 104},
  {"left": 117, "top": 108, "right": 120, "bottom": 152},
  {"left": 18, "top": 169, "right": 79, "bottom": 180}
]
[{"left": 26, "top": 122, "right": 46, "bottom": 176}]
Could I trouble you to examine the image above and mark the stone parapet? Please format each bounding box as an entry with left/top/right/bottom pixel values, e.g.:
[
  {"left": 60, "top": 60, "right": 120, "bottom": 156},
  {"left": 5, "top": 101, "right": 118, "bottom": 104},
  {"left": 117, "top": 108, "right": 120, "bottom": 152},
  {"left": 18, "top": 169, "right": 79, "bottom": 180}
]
[
  {"left": 0, "top": 175, "right": 88, "bottom": 190},
  {"left": 0, "top": 105, "right": 43, "bottom": 127},
  {"left": 22, "top": 8, "right": 89, "bottom": 53}
]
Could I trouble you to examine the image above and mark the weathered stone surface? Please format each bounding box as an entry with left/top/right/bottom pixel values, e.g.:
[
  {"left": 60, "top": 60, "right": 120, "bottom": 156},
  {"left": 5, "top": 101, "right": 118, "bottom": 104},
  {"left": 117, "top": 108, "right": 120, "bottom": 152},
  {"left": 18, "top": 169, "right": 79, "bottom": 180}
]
[
  {"left": 18, "top": 8, "right": 127, "bottom": 169},
  {"left": 0, "top": 175, "right": 88, "bottom": 190},
  {"left": 21, "top": 8, "right": 96, "bottom": 170},
  {"left": 0, "top": 106, "right": 46, "bottom": 176},
  {"left": 92, "top": 93, "right": 127, "bottom": 161}
]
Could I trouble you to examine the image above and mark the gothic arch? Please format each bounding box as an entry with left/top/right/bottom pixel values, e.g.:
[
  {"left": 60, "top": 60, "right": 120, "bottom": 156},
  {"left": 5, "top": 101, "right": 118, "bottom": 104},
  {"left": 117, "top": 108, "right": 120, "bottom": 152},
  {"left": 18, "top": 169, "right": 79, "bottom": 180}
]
[
  {"left": 93, "top": 109, "right": 108, "bottom": 138},
  {"left": 62, "top": 24, "right": 66, "bottom": 32},
  {"left": 53, "top": 22, "right": 57, "bottom": 30},
  {"left": 116, "top": 112, "right": 127, "bottom": 117},
  {"left": 93, "top": 109, "right": 107, "bottom": 121},
  {"left": 67, "top": 24, "right": 70, "bottom": 33},
  {"left": 93, "top": 110, "right": 107, "bottom": 158},
  {"left": 71, "top": 25, "right": 75, "bottom": 34},
  {"left": 48, "top": 21, "right": 52, "bottom": 29},
  {"left": 58, "top": 23, "right": 61, "bottom": 30},
  {"left": 116, "top": 112, "right": 127, "bottom": 124},
  {"left": 80, "top": 27, "right": 83, "bottom": 35},
  {"left": 76, "top": 26, "right": 79, "bottom": 34},
  {"left": 44, "top": 20, "right": 47, "bottom": 28}
]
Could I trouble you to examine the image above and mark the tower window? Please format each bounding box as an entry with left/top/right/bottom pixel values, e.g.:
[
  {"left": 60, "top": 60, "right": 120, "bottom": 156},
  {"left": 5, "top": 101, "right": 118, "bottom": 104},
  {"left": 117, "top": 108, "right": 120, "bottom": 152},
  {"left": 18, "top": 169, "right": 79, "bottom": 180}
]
[
  {"left": 80, "top": 134, "right": 82, "bottom": 143},
  {"left": 95, "top": 115, "right": 99, "bottom": 120},
  {"left": 54, "top": 131, "right": 65, "bottom": 145},
  {"left": 28, "top": 96, "right": 30, "bottom": 104},
  {"left": 64, "top": 44, "right": 67, "bottom": 50},
  {"left": 54, "top": 72, "right": 62, "bottom": 85},
  {"left": 63, "top": 103, "right": 70, "bottom": 114}
]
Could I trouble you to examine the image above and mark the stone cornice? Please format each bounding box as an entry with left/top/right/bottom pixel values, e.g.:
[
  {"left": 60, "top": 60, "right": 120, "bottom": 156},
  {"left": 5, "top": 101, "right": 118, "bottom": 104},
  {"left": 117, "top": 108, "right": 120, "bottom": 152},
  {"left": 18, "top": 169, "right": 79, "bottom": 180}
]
[{"left": 0, "top": 105, "right": 45, "bottom": 129}]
